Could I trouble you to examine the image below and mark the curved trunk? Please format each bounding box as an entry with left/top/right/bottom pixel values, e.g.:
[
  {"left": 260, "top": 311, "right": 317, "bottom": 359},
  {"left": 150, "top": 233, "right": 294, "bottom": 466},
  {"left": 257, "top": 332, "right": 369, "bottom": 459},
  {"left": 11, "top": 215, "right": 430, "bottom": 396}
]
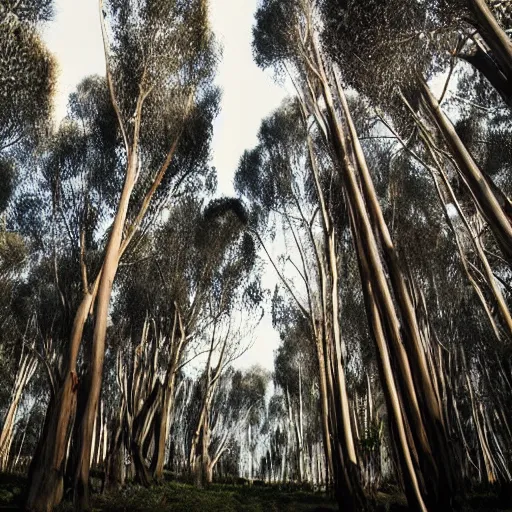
[
  {"left": 352, "top": 208, "right": 428, "bottom": 512},
  {"left": 72, "top": 152, "right": 137, "bottom": 511},
  {"left": 304, "top": 102, "right": 363, "bottom": 507},
  {"left": 307, "top": 34, "right": 453, "bottom": 507},
  {"left": 316, "top": 56, "right": 433, "bottom": 506},
  {"left": 26, "top": 292, "right": 93, "bottom": 512}
]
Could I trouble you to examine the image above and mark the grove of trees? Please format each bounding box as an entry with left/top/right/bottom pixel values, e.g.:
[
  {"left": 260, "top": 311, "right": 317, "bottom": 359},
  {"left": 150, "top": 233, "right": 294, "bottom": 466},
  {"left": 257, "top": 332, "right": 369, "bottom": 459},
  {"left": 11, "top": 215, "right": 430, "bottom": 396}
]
[{"left": 1, "top": 0, "right": 512, "bottom": 511}]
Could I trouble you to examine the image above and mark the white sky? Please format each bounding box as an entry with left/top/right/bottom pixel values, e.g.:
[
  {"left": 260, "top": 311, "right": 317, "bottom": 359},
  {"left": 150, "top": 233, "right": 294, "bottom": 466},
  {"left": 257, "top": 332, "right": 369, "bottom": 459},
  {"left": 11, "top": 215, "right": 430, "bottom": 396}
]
[{"left": 42, "top": 0, "right": 289, "bottom": 371}]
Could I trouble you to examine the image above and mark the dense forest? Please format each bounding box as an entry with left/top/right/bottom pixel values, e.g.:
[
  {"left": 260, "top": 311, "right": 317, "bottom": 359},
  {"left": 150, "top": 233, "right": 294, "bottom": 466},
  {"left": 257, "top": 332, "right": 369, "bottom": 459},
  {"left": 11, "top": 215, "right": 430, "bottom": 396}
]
[{"left": 1, "top": 0, "right": 512, "bottom": 511}]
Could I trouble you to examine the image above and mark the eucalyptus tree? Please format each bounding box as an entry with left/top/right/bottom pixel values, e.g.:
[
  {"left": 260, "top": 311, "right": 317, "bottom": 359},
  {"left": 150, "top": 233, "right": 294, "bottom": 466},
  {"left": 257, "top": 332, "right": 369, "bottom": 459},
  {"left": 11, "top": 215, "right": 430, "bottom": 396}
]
[
  {"left": 273, "top": 304, "right": 321, "bottom": 484},
  {"left": 319, "top": 7, "right": 512, "bottom": 488},
  {"left": 235, "top": 100, "right": 350, "bottom": 496},
  {"left": 0, "top": 140, "right": 47, "bottom": 474},
  {"left": 434, "top": 0, "right": 512, "bottom": 107},
  {"left": 252, "top": 0, "right": 459, "bottom": 509},
  {"left": 187, "top": 198, "right": 264, "bottom": 487},
  {"left": 355, "top": 86, "right": 512, "bottom": 496},
  {"left": 320, "top": 0, "right": 512, "bottom": 107},
  {"left": 26, "top": 0, "right": 219, "bottom": 508},
  {"left": 187, "top": 365, "right": 269, "bottom": 485},
  {"left": 0, "top": 0, "right": 55, "bottom": 154},
  {"left": 0, "top": 225, "right": 35, "bottom": 472},
  {"left": 325, "top": 10, "right": 512, "bottom": 339},
  {"left": 228, "top": 366, "right": 269, "bottom": 483},
  {"left": 321, "top": 0, "right": 512, "bottom": 263},
  {"left": 23, "top": 74, "right": 121, "bottom": 511},
  {"left": 260, "top": 394, "right": 289, "bottom": 483},
  {"left": 105, "top": 196, "right": 256, "bottom": 487},
  {"left": 0, "top": 0, "right": 55, "bottom": 408},
  {"left": 0, "top": 331, "right": 38, "bottom": 472}
]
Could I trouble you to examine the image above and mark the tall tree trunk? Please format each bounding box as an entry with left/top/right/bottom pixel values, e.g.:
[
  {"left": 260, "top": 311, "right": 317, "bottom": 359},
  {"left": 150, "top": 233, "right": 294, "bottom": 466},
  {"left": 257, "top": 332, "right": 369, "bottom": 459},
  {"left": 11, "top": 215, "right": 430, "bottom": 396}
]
[
  {"left": 73, "top": 148, "right": 138, "bottom": 510},
  {"left": 303, "top": 104, "right": 361, "bottom": 505},
  {"left": 0, "top": 349, "right": 37, "bottom": 471},
  {"left": 467, "top": 0, "right": 512, "bottom": 84},
  {"left": 352, "top": 208, "right": 428, "bottom": 512},
  {"left": 26, "top": 292, "right": 94, "bottom": 512},
  {"left": 336, "top": 74, "right": 456, "bottom": 505},
  {"left": 420, "top": 79, "right": 512, "bottom": 260},
  {"left": 314, "top": 329, "right": 334, "bottom": 488},
  {"left": 152, "top": 313, "right": 186, "bottom": 481},
  {"left": 305, "top": 32, "right": 454, "bottom": 508}
]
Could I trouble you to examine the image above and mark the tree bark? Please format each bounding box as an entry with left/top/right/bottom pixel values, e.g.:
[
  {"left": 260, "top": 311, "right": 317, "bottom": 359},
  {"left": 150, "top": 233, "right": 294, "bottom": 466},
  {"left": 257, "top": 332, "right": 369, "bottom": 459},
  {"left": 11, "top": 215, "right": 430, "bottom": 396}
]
[
  {"left": 26, "top": 292, "right": 94, "bottom": 512},
  {"left": 460, "top": 43, "right": 512, "bottom": 109},
  {"left": 104, "top": 402, "right": 126, "bottom": 492},
  {"left": 336, "top": 74, "right": 456, "bottom": 506},
  {"left": 72, "top": 144, "right": 138, "bottom": 510},
  {"left": 151, "top": 311, "right": 186, "bottom": 481},
  {"left": 420, "top": 79, "right": 512, "bottom": 261},
  {"left": 352, "top": 208, "right": 428, "bottom": 512},
  {"left": 0, "top": 349, "right": 37, "bottom": 471},
  {"left": 467, "top": 0, "right": 512, "bottom": 84}
]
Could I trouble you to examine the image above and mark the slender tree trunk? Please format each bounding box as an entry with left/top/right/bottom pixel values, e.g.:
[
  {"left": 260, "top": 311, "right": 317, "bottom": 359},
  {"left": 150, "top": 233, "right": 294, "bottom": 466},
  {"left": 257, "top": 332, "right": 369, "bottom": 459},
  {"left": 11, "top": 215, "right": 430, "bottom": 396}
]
[
  {"left": 152, "top": 314, "right": 185, "bottom": 481},
  {"left": 248, "top": 422, "right": 252, "bottom": 482},
  {"left": 305, "top": 32, "right": 453, "bottom": 508},
  {"left": 312, "top": 44, "right": 432, "bottom": 508},
  {"left": 314, "top": 331, "right": 334, "bottom": 487},
  {"left": 0, "top": 349, "right": 37, "bottom": 471},
  {"left": 336, "top": 75, "right": 457, "bottom": 505},
  {"left": 420, "top": 79, "right": 512, "bottom": 260},
  {"left": 303, "top": 105, "right": 361, "bottom": 505},
  {"left": 73, "top": 149, "right": 138, "bottom": 510},
  {"left": 352, "top": 208, "right": 428, "bottom": 512},
  {"left": 427, "top": 146, "right": 512, "bottom": 339},
  {"left": 467, "top": 0, "right": 512, "bottom": 83},
  {"left": 151, "top": 375, "right": 176, "bottom": 481}
]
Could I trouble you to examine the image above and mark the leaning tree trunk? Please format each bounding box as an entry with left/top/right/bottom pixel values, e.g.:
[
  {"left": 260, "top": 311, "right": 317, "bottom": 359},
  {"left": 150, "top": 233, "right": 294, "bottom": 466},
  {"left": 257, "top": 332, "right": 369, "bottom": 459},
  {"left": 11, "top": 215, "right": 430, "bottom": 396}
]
[
  {"left": 420, "top": 79, "right": 512, "bottom": 261},
  {"left": 72, "top": 145, "right": 138, "bottom": 510},
  {"left": 26, "top": 292, "right": 94, "bottom": 512},
  {"left": 460, "top": 42, "right": 512, "bottom": 109},
  {"left": 306, "top": 32, "right": 454, "bottom": 509},
  {"left": 351, "top": 208, "right": 428, "bottom": 512},
  {"left": 27, "top": 25, "right": 187, "bottom": 508},
  {"left": 303, "top": 109, "right": 362, "bottom": 507},
  {"left": 0, "top": 348, "right": 37, "bottom": 471},
  {"left": 336, "top": 74, "right": 457, "bottom": 505},
  {"left": 467, "top": 0, "right": 512, "bottom": 85}
]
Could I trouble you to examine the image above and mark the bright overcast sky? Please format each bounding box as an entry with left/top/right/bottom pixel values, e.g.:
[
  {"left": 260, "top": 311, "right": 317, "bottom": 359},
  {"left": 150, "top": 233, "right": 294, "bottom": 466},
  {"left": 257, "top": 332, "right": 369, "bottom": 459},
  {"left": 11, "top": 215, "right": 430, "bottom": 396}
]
[{"left": 42, "top": 0, "right": 290, "bottom": 370}]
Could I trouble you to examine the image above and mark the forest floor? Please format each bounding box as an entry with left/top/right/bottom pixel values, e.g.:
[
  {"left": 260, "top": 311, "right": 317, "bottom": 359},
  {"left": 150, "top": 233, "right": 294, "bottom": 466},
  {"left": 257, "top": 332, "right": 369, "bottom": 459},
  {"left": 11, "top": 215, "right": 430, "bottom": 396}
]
[{"left": 1, "top": 472, "right": 511, "bottom": 511}]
